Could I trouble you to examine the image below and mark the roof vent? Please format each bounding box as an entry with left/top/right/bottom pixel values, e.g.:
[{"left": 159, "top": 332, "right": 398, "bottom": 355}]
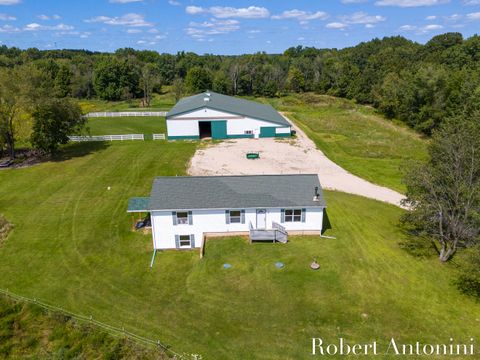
[
  {"left": 204, "top": 97, "right": 210, "bottom": 102},
  {"left": 313, "top": 186, "right": 320, "bottom": 202},
  {"left": 205, "top": 91, "right": 211, "bottom": 97}
]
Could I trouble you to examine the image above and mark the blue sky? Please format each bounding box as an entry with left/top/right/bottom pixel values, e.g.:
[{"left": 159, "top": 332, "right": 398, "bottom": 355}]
[{"left": 0, "top": 0, "right": 479, "bottom": 54}]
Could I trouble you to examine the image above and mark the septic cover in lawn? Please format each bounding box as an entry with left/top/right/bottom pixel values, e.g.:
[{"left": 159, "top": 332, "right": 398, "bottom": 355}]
[
  {"left": 275, "top": 262, "right": 284, "bottom": 269},
  {"left": 223, "top": 263, "right": 232, "bottom": 269}
]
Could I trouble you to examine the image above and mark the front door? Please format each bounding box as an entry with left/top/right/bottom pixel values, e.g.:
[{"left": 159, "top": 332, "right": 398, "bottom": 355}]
[{"left": 256, "top": 209, "right": 267, "bottom": 229}]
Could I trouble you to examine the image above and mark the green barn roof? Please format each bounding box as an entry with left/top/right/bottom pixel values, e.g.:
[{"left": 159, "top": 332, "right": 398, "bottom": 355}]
[
  {"left": 148, "top": 174, "right": 325, "bottom": 211},
  {"left": 166, "top": 91, "right": 290, "bottom": 127}
]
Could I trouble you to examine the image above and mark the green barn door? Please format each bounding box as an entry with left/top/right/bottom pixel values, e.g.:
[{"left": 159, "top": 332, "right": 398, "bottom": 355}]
[
  {"left": 260, "top": 127, "right": 277, "bottom": 138},
  {"left": 211, "top": 121, "right": 227, "bottom": 139}
]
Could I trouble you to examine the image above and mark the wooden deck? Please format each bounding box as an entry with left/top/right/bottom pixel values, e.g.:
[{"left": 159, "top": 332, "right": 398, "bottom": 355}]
[{"left": 249, "top": 221, "right": 288, "bottom": 243}]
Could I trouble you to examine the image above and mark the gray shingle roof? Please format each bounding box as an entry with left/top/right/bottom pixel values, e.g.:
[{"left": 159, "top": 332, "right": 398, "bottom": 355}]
[
  {"left": 166, "top": 91, "right": 290, "bottom": 127},
  {"left": 148, "top": 174, "right": 325, "bottom": 211}
]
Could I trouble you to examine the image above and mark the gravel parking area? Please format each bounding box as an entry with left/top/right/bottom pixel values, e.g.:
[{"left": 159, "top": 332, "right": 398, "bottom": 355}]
[{"left": 188, "top": 117, "right": 406, "bottom": 208}]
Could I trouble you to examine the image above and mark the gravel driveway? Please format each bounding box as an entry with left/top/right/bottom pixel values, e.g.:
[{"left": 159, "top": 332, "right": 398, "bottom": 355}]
[{"left": 188, "top": 117, "right": 406, "bottom": 208}]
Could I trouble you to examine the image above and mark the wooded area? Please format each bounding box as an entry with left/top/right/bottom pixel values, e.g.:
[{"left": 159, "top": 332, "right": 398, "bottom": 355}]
[{"left": 1, "top": 32, "right": 479, "bottom": 137}]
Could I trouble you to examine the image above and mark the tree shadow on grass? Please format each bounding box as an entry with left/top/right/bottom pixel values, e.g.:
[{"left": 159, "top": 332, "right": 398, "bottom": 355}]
[{"left": 51, "top": 141, "right": 110, "bottom": 162}]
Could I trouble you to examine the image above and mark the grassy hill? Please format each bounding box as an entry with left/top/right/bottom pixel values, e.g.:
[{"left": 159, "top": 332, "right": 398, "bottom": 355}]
[
  {"left": 263, "top": 94, "right": 428, "bottom": 193},
  {"left": 0, "top": 140, "right": 477, "bottom": 359},
  {"left": 0, "top": 294, "right": 168, "bottom": 359}
]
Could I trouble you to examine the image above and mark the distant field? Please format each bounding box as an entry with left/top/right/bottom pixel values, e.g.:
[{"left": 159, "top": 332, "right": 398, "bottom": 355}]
[
  {"left": 78, "top": 90, "right": 176, "bottom": 113},
  {"left": 0, "top": 140, "right": 478, "bottom": 359},
  {"left": 262, "top": 94, "right": 428, "bottom": 193},
  {"left": 87, "top": 116, "right": 166, "bottom": 135}
]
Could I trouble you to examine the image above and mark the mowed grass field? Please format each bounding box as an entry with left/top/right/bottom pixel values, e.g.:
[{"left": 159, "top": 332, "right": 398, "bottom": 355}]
[
  {"left": 0, "top": 141, "right": 478, "bottom": 359},
  {"left": 78, "top": 91, "right": 176, "bottom": 113},
  {"left": 87, "top": 116, "right": 166, "bottom": 135},
  {"left": 263, "top": 94, "right": 428, "bottom": 193}
]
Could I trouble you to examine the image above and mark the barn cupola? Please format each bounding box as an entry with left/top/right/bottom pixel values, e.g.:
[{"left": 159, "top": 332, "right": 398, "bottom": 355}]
[{"left": 204, "top": 91, "right": 211, "bottom": 102}]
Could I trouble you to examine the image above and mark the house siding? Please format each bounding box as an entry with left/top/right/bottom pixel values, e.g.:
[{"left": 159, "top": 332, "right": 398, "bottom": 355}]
[{"left": 151, "top": 207, "right": 324, "bottom": 249}]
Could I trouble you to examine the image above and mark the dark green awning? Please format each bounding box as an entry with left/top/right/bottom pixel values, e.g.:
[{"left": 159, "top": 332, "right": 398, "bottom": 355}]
[{"left": 127, "top": 197, "right": 150, "bottom": 213}]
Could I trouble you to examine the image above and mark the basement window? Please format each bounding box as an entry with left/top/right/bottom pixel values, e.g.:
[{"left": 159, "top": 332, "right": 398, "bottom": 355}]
[
  {"left": 179, "top": 235, "right": 191, "bottom": 248},
  {"left": 285, "top": 209, "right": 302, "bottom": 222},
  {"left": 176, "top": 212, "right": 189, "bottom": 225}
]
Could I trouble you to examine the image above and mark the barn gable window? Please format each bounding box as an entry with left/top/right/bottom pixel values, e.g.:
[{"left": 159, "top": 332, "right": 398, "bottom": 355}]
[{"left": 284, "top": 209, "right": 304, "bottom": 222}]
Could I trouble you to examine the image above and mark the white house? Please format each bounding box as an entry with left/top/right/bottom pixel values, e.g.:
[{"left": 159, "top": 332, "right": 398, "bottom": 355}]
[
  {"left": 128, "top": 174, "right": 330, "bottom": 254},
  {"left": 166, "top": 91, "right": 292, "bottom": 140}
]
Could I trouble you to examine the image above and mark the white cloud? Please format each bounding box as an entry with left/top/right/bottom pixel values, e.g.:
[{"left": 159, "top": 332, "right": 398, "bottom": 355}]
[
  {"left": 168, "top": 0, "right": 181, "bottom": 5},
  {"left": 463, "top": 0, "right": 480, "bottom": 4},
  {"left": 467, "top": 12, "right": 480, "bottom": 20},
  {"left": 0, "top": 13, "right": 15, "bottom": 20},
  {"left": 425, "top": 15, "right": 436, "bottom": 20},
  {"left": 444, "top": 14, "right": 462, "bottom": 21},
  {"left": 186, "top": 18, "right": 240, "bottom": 40},
  {"left": 339, "top": 11, "right": 386, "bottom": 24},
  {"left": 85, "top": 13, "right": 153, "bottom": 27},
  {"left": 375, "top": 0, "right": 449, "bottom": 7},
  {"left": 37, "top": 14, "right": 62, "bottom": 21},
  {"left": 185, "top": 5, "right": 269, "bottom": 19},
  {"left": 271, "top": 9, "right": 328, "bottom": 22},
  {"left": 342, "top": 0, "right": 368, "bottom": 3},
  {"left": 326, "top": 22, "right": 348, "bottom": 29},
  {"left": 0, "top": 24, "right": 19, "bottom": 32},
  {"left": 0, "top": 0, "right": 21, "bottom": 5},
  {"left": 24, "top": 23, "right": 74, "bottom": 31},
  {"left": 399, "top": 23, "right": 443, "bottom": 33},
  {"left": 126, "top": 28, "right": 142, "bottom": 33},
  {"left": 110, "top": 0, "right": 143, "bottom": 3},
  {"left": 365, "top": 23, "right": 375, "bottom": 28}
]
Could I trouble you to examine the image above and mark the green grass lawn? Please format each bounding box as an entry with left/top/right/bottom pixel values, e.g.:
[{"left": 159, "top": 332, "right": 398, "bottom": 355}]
[
  {"left": 261, "top": 94, "right": 428, "bottom": 193},
  {"left": 87, "top": 116, "right": 166, "bottom": 135},
  {"left": 0, "top": 141, "right": 477, "bottom": 359}
]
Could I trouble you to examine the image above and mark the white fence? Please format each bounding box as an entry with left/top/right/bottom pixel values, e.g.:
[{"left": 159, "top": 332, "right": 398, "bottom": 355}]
[
  {"left": 85, "top": 111, "right": 167, "bottom": 118},
  {"left": 69, "top": 134, "right": 145, "bottom": 142},
  {"left": 153, "top": 134, "right": 166, "bottom": 140}
]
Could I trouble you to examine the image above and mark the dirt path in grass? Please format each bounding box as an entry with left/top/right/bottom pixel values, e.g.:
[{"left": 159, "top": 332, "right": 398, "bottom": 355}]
[{"left": 188, "top": 114, "right": 406, "bottom": 208}]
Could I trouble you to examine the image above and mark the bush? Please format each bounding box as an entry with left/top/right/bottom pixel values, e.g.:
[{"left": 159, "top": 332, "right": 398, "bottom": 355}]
[
  {"left": 0, "top": 214, "right": 12, "bottom": 245},
  {"left": 455, "top": 245, "right": 480, "bottom": 299}
]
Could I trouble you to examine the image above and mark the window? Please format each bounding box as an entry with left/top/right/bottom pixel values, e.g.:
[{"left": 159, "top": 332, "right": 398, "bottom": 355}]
[
  {"left": 179, "top": 235, "right": 191, "bottom": 248},
  {"left": 176, "top": 212, "right": 189, "bottom": 225},
  {"left": 244, "top": 130, "right": 253, "bottom": 135},
  {"left": 285, "top": 209, "right": 302, "bottom": 222},
  {"left": 229, "top": 210, "right": 241, "bottom": 223}
]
